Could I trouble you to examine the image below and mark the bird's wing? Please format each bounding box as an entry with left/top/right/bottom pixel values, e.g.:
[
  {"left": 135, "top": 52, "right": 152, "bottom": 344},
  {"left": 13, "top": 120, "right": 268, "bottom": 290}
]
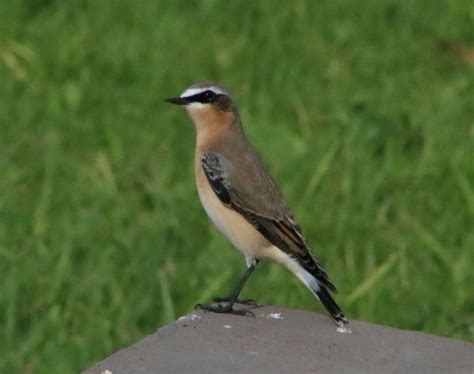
[{"left": 201, "top": 153, "right": 336, "bottom": 292}]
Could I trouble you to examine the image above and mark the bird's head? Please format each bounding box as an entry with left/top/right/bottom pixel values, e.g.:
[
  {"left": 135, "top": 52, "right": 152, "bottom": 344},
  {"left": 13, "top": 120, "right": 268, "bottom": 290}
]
[{"left": 165, "top": 81, "right": 237, "bottom": 132}]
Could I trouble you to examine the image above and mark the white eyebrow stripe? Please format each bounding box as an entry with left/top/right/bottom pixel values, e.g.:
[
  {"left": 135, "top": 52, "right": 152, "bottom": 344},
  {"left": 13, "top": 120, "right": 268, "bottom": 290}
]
[{"left": 180, "top": 86, "right": 226, "bottom": 98}]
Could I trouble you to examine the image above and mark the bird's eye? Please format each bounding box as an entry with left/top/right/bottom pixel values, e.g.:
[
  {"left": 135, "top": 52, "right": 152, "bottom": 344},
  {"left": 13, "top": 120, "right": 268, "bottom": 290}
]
[{"left": 203, "top": 90, "right": 216, "bottom": 101}]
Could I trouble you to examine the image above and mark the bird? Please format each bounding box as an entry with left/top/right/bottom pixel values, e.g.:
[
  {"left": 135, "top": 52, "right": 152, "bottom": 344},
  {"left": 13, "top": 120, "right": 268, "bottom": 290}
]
[{"left": 165, "top": 81, "right": 348, "bottom": 327}]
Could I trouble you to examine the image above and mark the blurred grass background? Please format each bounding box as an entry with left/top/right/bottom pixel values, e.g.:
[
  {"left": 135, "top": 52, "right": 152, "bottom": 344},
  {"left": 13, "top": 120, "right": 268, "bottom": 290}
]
[{"left": 1, "top": 0, "right": 473, "bottom": 372}]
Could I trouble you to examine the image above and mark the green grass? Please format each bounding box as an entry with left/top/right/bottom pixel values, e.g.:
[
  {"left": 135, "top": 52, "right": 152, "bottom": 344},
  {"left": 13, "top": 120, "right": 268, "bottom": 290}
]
[{"left": 1, "top": 0, "right": 473, "bottom": 372}]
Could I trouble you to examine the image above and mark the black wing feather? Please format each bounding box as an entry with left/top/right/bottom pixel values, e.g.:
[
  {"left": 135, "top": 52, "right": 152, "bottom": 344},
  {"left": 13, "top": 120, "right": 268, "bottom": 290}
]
[{"left": 202, "top": 154, "right": 231, "bottom": 205}]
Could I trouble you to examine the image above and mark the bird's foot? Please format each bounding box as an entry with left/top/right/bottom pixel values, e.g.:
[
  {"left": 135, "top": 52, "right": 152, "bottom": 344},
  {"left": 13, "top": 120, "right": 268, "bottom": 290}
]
[
  {"left": 212, "top": 296, "right": 258, "bottom": 307},
  {"left": 195, "top": 302, "right": 255, "bottom": 317}
]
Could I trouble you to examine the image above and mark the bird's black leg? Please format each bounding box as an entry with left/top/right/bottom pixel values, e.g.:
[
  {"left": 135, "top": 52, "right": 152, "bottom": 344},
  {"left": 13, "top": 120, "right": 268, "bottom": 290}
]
[
  {"left": 213, "top": 259, "right": 260, "bottom": 306},
  {"left": 196, "top": 260, "right": 259, "bottom": 316}
]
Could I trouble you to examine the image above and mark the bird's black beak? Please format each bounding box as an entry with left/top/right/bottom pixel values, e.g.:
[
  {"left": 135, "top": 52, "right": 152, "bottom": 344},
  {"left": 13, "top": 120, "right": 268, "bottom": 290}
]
[{"left": 164, "top": 96, "right": 190, "bottom": 105}]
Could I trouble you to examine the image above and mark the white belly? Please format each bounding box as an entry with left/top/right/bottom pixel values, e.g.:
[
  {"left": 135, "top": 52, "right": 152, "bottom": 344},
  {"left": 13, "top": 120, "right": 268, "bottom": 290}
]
[{"left": 195, "top": 166, "right": 271, "bottom": 260}]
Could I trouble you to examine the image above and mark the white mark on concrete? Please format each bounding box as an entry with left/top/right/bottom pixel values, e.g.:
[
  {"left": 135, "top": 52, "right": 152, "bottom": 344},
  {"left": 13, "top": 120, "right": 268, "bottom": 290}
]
[
  {"left": 248, "top": 351, "right": 259, "bottom": 355},
  {"left": 336, "top": 325, "right": 352, "bottom": 334},
  {"left": 266, "top": 313, "right": 283, "bottom": 320},
  {"left": 101, "top": 370, "right": 113, "bottom": 374},
  {"left": 178, "top": 314, "right": 201, "bottom": 321},
  {"left": 223, "top": 325, "right": 232, "bottom": 329}
]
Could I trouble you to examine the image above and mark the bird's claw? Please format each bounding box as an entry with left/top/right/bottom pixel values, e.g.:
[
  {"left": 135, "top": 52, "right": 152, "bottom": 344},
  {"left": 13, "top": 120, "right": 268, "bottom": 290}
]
[
  {"left": 195, "top": 302, "right": 255, "bottom": 317},
  {"left": 212, "top": 297, "right": 258, "bottom": 307}
]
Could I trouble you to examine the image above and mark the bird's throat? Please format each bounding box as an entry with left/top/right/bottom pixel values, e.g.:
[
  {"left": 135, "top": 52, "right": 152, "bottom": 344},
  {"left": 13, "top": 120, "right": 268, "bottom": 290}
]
[{"left": 189, "top": 107, "right": 235, "bottom": 148}]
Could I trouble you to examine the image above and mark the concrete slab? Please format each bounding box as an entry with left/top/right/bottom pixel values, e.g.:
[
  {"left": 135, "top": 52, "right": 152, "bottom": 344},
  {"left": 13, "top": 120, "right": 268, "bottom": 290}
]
[{"left": 85, "top": 305, "right": 473, "bottom": 374}]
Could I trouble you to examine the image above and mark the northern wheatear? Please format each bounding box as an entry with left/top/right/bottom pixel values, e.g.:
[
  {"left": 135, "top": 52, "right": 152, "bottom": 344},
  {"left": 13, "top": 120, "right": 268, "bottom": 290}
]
[{"left": 165, "top": 81, "right": 348, "bottom": 326}]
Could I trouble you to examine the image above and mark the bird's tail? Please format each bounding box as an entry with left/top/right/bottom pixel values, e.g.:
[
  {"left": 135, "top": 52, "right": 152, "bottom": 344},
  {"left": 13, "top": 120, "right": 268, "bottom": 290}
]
[
  {"left": 280, "top": 254, "right": 348, "bottom": 326},
  {"left": 313, "top": 284, "right": 348, "bottom": 327}
]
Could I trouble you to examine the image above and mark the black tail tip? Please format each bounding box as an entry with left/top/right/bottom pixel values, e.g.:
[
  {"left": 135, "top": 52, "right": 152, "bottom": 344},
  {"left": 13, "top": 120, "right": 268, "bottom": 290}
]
[
  {"left": 315, "top": 287, "right": 348, "bottom": 327},
  {"left": 334, "top": 314, "right": 349, "bottom": 327}
]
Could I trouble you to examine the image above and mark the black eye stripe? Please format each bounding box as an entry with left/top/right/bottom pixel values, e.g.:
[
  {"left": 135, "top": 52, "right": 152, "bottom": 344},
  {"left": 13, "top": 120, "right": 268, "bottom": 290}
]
[{"left": 186, "top": 90, "right": 220, "bottom": 103}]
